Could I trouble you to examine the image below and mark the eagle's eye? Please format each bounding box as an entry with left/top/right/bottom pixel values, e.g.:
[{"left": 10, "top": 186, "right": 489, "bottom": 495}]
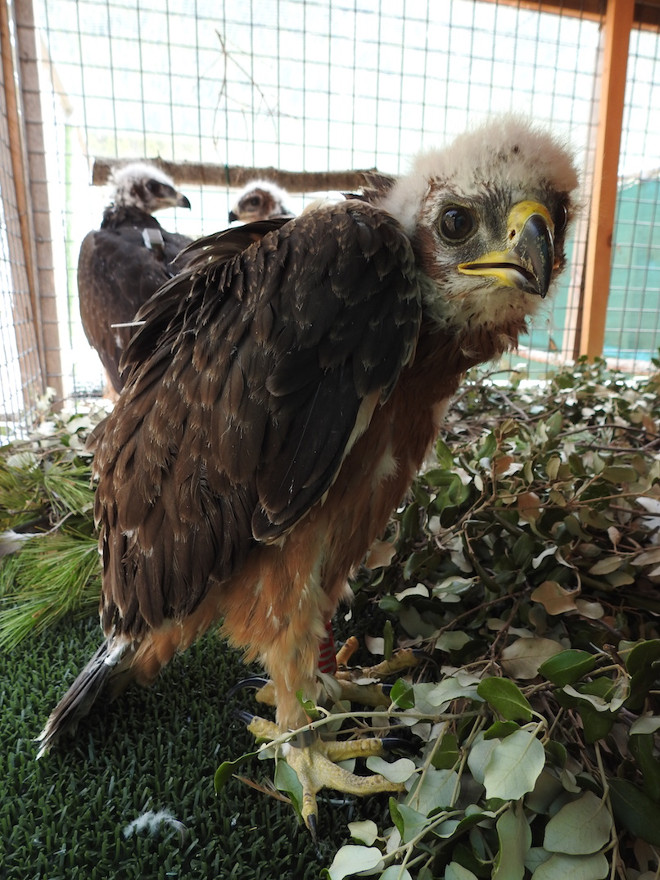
[
  {"left": 146, "top": 180, "right": 159, "bottom": 194},
  {"left": 438, "top": 206, "right": 476, "bottom": 243},
  {"left": 246, "top": 196, "right": 261, "bottom": 207},
  {"left": 554, "top": 202, "right": 569, "bottom": 235}
]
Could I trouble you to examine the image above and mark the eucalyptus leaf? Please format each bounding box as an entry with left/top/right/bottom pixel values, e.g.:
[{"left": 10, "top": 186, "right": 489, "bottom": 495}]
[
  {"left": 405, "top": 767, "right": 460, "bottom": 812},
  {"left": 574, "top": 599, "right": 604, "bottom": 620},
  {"left": 389, "top": 678, "right": 415, "bottom": 710},
  {"left": 630, "top": 715, "right": 660, "bottom": 735},
  {"left": 432, "top": 732, "right": 460, "bottom": 770},
  {"left": 543, "top": 792, "right": 612, "bottom": 855},
  {"left": 587, "top": 556, "right": 622, "bottom": 575},
  {"left": 526, "top": 769, "right": 565, "bottom": 814},
  {"left": 575, "top": 702, "right": 616, "bottom": 743},
  {"left": 445, "top": 863, "right": 479, "bottom": 880},
  {"left": 539, "top": 650, "right": 597, "bottom": 687},
  {"left": 601, "top": 465, "right": 638, "bottom": 484},
  {"left": 500, "top": 637, "right": 563, "bottom": 679},
  {"left": 484, "top": 720, "right": 520, "bottom": 740},
  {"left": 524, "top": 847, "right": 551, "bottom": 874},
  {"left": 213, "top": 750, "right": 258, "bottom": 792},
  {"left": 483, "top": 730, "right": 545, "bottom": 800},
  {"left": 396, "top": 803, "right": 431, "bottom": 844},
  {"left": 530, "top": 852, "right": 608, "bottom": 880},
  {"left": 366, "top": 757, "right": 416, "bottom": 784},
  {"left": 274, "top": 760, "right": 303, "bottom": 819},
  {"left": 379, "top": 867, "right": 413, "bottom": 880},
  {"left": 378, "top": 595, "right": 402, "bottom": 614},
  {"left": 530, "top": 580, "right": 578, "bottom": 614},
  {"left": 562, "top": 683, "right": 625, "bottom": 713},
  {"left": 608, "top": 778, "right": 660, "bottom": 846},
  {"left": 327, "top": 845, "right": 383, "bottom": 880},
  {"left": 348, "top": 819, "right": 379, "bottom": 846},
  {"left": 295, "top": 690, "right": 322, "bottom": 720},
  {"left": 466, "top": 733, "right": 498, "bottom": 787},
  {"left": 420, "top": 677, "right": 481, "bottom": 709},
  {"left": 493, "top": 802, "right": 531, "bottom": 880},
  {"left": 477, "top": 676, "right": 533, "bottom": 721},
  {"left": 624, "top": 640, "right": 660, "bottom": 711},
  {"left": 435, "top": 630, "right": 472, "bottom": 652},
  {"left": 628, "top": 734, "right": 660, "bottom": 802}
]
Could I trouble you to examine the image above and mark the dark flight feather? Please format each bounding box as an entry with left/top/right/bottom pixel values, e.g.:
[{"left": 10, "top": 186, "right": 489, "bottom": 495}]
[{"left": 78, "top": 174, "right": 193, "bottom": 392}]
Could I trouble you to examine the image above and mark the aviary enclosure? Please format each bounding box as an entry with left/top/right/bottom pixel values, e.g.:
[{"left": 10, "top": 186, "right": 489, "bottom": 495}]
[{"left": 1, "top": 2, "right": 660, "bottom": 879}]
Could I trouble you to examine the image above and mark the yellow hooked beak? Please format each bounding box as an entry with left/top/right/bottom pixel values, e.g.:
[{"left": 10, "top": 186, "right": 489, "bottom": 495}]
[{"left": 458, "top": 200, "right": 555, "bottom": 298}]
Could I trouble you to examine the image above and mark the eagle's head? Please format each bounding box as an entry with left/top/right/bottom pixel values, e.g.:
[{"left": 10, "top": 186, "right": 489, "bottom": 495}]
[
  {"left": 110, "top": 163, "right": 191, "bottom": 214},
  {"left": 228, "top": 179, "right": 293, "bottom": 223},
  {"left": 378, "top": 116, "right": 579, "bottom": 332}
]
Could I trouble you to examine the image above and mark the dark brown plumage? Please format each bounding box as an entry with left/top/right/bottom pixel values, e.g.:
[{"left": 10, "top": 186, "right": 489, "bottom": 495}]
[
  {"left": 40, "top": 120, "right": 579, "bottom": 812},
  {"left": 77, "top": 162, "right": 193, "bottom": 392}
]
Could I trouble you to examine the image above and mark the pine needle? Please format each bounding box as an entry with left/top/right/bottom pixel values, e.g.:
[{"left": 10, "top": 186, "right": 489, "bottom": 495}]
[
  {"left": 42, "top": 459, "right": 95, "bottom": 518},
  {"left": 0, "top": 406, "right": 105, "bottom": 649},
  {"left": 0, "top": 529, "right": 101, "bottom": 651},
  {"left": 0, "top": 454, "right": 94, "bottom": 529}
]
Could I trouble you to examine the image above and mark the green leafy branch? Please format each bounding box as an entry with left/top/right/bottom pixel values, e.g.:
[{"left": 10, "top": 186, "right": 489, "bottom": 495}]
[{"left": 0, "top": 408, "right": 106, "bottom": 647}]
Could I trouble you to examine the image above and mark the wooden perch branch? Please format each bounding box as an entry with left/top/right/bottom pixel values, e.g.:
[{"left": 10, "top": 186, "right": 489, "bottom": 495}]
[{"left": 92, "top": 158, "right": 379, "bottom": 193}]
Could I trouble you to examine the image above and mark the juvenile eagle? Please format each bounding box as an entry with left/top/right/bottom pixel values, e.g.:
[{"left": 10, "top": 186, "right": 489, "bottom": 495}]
[
  {"left": 228, "top": 178, "right": 294, "bottom": 223},
  {"left": 77, "top": 162, "right": 193, "bottom": 393},
  {"left": 40, "top": 117, "right": 578, "bottom": 826}
]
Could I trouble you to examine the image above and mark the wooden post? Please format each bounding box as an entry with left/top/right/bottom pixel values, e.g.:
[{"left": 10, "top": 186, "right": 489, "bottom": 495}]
[
  {"left": 14, "top": 0, "right": 64, "bottom": 402},
  {"left": 579, "top": 0, "right": 635, "bottom": 360},
  {"left": 0, "top": 0, "right": 46, "bottom": 417}
]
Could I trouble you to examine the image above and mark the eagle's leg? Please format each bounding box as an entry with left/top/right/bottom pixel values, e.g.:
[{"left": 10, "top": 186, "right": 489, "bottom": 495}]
[
  {"left": 246, "top": 716, "right": 405, "bottom": 832},
  {"left": 240, "top": 621, "right": 410, "bottom": 832},
  {"left": 251, "top": 621, "right": 420, "bottom": 712}
]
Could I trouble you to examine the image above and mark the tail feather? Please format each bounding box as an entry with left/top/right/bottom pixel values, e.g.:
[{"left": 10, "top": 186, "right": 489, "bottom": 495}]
[{"left": 36, "top": 638, "right": 131, "bottom": 758}]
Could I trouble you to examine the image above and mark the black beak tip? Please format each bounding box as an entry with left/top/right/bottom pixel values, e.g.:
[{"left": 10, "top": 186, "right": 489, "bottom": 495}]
[
  {"left": 228, "top": 210, "right": 238, "bottom": 223},
  {"left": 516, "top": 213, "right": 554, "bottom": 299},
  {"left": 178, "top": 195, "right": 191, "bottom": 210}
]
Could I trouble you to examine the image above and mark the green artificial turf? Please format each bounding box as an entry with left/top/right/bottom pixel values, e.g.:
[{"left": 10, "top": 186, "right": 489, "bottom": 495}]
[{"left": 0, "top": 616, "right": 386, "bottom": 879}]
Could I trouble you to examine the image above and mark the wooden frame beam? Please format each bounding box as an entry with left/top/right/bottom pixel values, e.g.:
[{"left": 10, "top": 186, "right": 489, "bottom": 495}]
[
  {"left": 92, "top": 158, "right": 377, "bottom": 194},
  {"left": 480, "top": 0, "right": 659, "bottom": 29},
  {"left": 579, "top": 0, "right": 635, "bottom": 360}
]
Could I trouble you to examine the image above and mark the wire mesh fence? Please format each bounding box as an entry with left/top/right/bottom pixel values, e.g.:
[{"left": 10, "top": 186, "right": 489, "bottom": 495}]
[
  {"left": 0, "top": 0, "right": 659, "bottom": 438},
  {"left": 608, "top": 17, "right": 660, "bottom": 369},
  {"left": 0, "top": 0, "right": 47, "bottom": 439}
]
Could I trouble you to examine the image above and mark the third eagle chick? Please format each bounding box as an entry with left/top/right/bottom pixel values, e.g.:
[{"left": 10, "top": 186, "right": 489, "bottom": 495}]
[{"left": 228, "top": 179, "right": 295, "bottom": 223}]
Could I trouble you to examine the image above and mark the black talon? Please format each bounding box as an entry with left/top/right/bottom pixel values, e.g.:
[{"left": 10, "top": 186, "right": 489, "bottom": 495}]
[
  {"left": 234, "top": 708, "right": 257, "bottom": 726},
  {"left": 306, "top": 813, "right": 319, "bottom": 846},
  {"left": 226, "top": 676, "right": 271, "bottom": 698},
  {"left": 381, "top": 734, "right": 422, "bottom": 755}
]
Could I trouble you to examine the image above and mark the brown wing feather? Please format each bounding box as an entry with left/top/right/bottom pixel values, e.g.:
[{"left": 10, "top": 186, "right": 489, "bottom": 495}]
[
  {"left": 93, "top": 199, "right": 422, "bottom": 638},
  {"left": 77, "top": 207, "right": 193, "bottom": 391}
]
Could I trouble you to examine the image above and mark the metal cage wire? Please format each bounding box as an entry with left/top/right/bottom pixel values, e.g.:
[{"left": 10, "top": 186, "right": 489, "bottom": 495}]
[{"left": 0, "top": 0, "right": 659, "bottom": 437}]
